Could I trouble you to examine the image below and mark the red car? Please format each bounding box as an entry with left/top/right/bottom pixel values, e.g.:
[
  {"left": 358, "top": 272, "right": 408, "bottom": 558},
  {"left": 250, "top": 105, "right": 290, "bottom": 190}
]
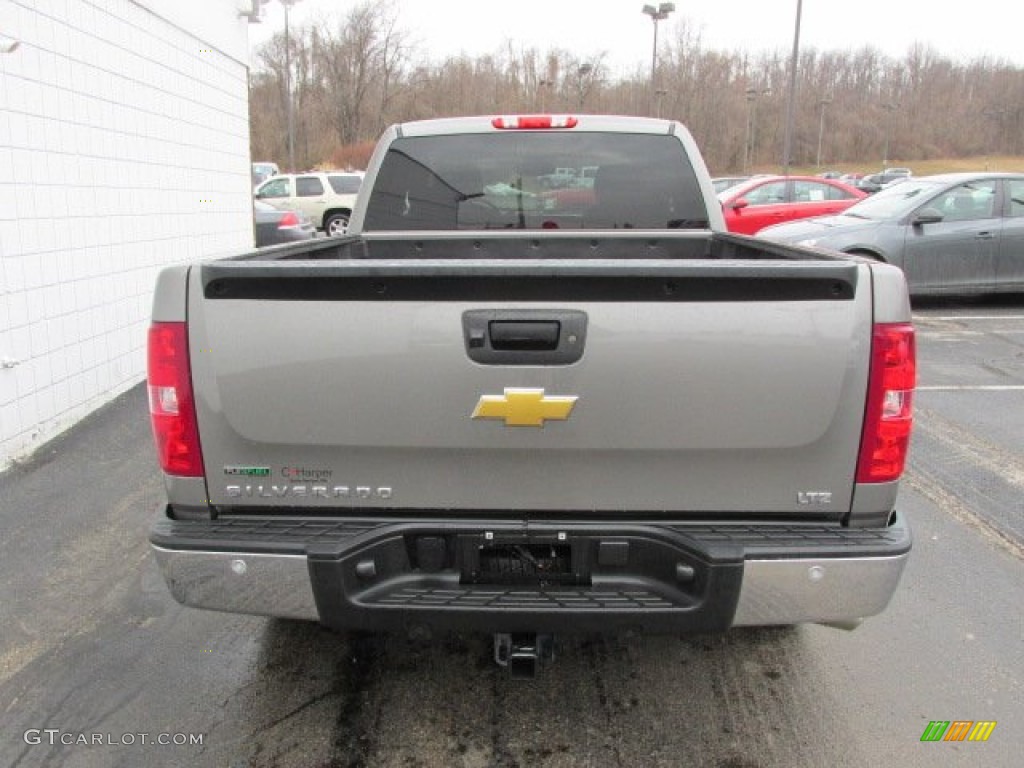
[{"left": 718, "top": 175, "right": 867, "bottom": 235}]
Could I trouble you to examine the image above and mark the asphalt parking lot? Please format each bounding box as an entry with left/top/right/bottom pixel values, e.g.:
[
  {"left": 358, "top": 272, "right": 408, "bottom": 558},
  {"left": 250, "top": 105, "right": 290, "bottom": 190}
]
[
  {"left": 910, "top": 297, "right": 1024, "bottom": 550},
  {"left": 1, "top": 295, "right": 1021, "bottom": 768}
]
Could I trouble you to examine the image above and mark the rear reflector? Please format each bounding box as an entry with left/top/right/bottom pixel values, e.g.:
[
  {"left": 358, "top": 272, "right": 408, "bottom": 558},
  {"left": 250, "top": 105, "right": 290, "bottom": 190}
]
[
  {"left": 148, "top": 322, "right": 204, "bottom": 477},
  {"left": 856, "top": 323, "right": 915, "bottom": 483},
  {"left": 492, "top": 115, "right": 579, "bottom": 130}
]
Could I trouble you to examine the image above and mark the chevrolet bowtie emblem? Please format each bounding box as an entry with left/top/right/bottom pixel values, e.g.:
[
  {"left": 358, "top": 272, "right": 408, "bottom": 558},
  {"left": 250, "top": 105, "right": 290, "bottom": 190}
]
[{"left": 472, "top": 388, "right": 578, "bottom": 427}]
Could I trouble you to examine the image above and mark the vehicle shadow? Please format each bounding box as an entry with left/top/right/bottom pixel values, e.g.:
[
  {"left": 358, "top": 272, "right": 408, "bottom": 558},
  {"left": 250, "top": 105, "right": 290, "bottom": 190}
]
[{"left": 230, "top": 620, "right": 865, "bottom": 768}]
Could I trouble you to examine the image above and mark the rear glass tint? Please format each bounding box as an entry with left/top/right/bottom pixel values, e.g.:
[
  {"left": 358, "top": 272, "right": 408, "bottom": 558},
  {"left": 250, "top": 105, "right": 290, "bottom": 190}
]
[{"left": 363, "top": 132, "right": 708, "bottom": 231}]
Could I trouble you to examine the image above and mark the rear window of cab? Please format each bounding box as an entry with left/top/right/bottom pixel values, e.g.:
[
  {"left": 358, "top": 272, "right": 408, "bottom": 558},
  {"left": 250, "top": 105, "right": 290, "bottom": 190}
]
[{"left": 363, "top": 133, "right": 709, "bottom": 231}]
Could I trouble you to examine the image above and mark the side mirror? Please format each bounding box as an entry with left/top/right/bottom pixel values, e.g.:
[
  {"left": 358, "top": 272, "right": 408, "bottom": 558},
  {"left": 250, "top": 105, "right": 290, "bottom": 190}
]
[
  {"left": 913, "top": 208, "right": 944, "bottom": 225},
  {"left": 730, "top": 198, "right": 749, "bottom": 211}
]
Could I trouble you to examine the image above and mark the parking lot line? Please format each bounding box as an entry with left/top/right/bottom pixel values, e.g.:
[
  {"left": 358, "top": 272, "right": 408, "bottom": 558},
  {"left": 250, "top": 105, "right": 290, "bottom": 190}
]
[
  {"left": 915, "top": 315, "right": 1024, "bottom": 321},
  {"left": 917, "top": 385, "right": 1024, "bottom": 391}
]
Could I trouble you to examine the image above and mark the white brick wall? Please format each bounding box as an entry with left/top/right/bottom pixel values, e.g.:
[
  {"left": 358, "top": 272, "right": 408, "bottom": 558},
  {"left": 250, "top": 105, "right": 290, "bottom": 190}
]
[{"left": 0, "top": 0, "right": 253, "bottom": 468}]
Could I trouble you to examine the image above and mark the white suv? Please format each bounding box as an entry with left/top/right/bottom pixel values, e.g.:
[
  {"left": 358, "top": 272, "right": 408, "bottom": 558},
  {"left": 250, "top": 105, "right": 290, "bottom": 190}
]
[{"left": 254, "top": 171, "right": 364, "bottom": 236}]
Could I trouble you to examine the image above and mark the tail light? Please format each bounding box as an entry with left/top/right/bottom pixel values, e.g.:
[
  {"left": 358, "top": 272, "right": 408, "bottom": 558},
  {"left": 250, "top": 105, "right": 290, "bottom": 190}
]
[
  {"left": 856, "top": 323, "right": 916, "bottom": 483},
  {"left": 278, "top": 211, "right": 301, "bottom": 228},
  {"left": 492, "top": 115, "right": 578, "bottom": 130},
  {"left": 148, "top": 322, "right": 204, "bottom": 477}
]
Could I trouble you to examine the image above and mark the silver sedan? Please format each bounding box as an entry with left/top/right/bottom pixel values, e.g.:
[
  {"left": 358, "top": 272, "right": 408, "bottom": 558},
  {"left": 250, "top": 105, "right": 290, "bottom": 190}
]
[{"left": 759, "top": 172, "right": 1024, "bottom": 295}]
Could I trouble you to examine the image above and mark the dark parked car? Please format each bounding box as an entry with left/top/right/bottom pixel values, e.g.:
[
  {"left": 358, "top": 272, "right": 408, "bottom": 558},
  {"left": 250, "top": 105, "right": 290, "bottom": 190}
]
[
  {"left": 855, "top": 168, "right": 912, "bottom": 194},
  {"left": 759, "top": 172, "right": 1024, "bottom": 296},
  {"left": 253, "top": 200, "right": 316, "bottom": 247}
]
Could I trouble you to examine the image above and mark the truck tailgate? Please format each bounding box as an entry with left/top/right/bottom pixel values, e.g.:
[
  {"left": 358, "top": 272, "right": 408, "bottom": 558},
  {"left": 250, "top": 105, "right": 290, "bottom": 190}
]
[{"left": 189, "top": 259, "right": 870, "bottom": 516}]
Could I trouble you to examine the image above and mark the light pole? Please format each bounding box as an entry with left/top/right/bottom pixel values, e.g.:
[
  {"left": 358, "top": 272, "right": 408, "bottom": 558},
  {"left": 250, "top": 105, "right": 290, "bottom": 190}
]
[
  {"left": 743, "top": 87, "right": 757, "bottom": 173},
  {"left": 538, "top": 79, "right": 553, "bottom": 112},
  {"left": 743, "top": 86, "right": 769, "bottom": 174},
  {"left": 781, "top": 0, "right": 802, "bottom": 175},
  {"left": 981, "top": 106, "right": 1009, "bottom": 162},
  {"left": 280, "top": 0, "right": 303, "bottom": 173},
  {"left": 575, "top": 63, "right": 593, "bottom": 110},
  {"left": 881, "top": 102, "right": 898, "bottom": 169},
  {"left": 642, "top": 3, "right": 675, "bottom": 116},
  {"left": 815, "top": 96, "right": 832, "bottom": 170}
]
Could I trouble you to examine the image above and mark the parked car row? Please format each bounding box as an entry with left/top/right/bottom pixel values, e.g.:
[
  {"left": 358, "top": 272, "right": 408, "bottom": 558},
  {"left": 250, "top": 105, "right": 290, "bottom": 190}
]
[
  {"left": 759, "top": 172, "right": 1024, "bottom": 295},
  {"left": 710, "top": 168, "right": 922, "bottom": 237},
  {"left": 254, "top": 171, "right": 364, "bottom": 237},
  {"left": 249, "top": 162, "right": 1022, "bottom": 296},
  {"left": 717, "top": 175, "right": 867, "bottom": 235}
]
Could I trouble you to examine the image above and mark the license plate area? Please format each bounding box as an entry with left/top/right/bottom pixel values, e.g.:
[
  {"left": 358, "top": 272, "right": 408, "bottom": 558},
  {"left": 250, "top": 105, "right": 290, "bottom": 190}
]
[{"left": 460, "top": 537, "right": 590, "bottom": 586}]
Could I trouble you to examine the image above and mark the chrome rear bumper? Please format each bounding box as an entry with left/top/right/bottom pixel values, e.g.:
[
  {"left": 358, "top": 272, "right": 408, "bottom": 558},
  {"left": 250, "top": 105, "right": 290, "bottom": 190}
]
[
  {"left": 151, "top": 546, "right": 909, "bottom": 628},
  {"left": 151, "top": 511, "right": 910, "bottom": 632}
]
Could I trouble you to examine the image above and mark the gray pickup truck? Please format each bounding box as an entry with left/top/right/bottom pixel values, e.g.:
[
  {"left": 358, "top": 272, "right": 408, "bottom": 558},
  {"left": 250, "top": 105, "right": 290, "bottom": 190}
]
[{"left": 148, "top": 115, "right": 915, "bottom": 674}]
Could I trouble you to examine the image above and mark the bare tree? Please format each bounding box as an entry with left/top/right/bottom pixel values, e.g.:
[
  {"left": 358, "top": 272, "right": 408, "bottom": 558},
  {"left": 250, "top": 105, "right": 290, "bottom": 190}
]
[
  {"left": 249, "top": 10, "right": 1024, "bottom": 173},
  {"left": 314, "top": 1, "right": 407, "bottom": 147}
]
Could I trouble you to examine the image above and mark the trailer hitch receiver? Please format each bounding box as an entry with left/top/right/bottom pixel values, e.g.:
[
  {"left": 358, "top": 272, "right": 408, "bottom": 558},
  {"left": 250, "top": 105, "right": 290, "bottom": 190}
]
[{"left": 493, "top": 633, "right": 554, "bottom": 678}]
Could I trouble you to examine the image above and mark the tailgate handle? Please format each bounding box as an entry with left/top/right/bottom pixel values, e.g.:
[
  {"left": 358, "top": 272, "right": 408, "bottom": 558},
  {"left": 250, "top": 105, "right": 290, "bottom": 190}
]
[
  {"left": 463, "top": 310, "right": 587, "bottom": 366},
  {"left": 489, "top": 321, "right": 560, "bottom": 351}
]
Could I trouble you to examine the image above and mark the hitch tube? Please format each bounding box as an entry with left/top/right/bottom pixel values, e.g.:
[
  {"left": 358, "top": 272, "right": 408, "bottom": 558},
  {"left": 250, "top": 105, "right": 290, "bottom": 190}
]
[{"left": 493, "top": 633, "right": 554, "bottom": 678}]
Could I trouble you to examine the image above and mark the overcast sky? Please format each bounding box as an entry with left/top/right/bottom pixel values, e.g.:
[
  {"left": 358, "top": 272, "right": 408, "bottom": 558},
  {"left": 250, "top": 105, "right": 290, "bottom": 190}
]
[{"left": 246, "top": 0, "right": 1021, "bottom": 73}]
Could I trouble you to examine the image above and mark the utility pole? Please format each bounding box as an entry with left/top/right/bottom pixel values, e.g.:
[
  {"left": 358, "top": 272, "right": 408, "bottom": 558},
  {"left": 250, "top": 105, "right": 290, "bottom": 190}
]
[
  {"left": 744, "top": 87, "right": 756, "bottom": 173},
  {"left": 816, "top": 96, "right": 832, "bottom": 170},
  {"left": 538, "top": 79, "right": 553, "bottom": 112},
  {"left": 881, "top": 102, "right": 899, "bottom": 168},
  {"left": 781, "top": 0, "right": 802, "bottom": 175},
  {"left": 744, "top": 86, "right": 769, "bottom": 174},
  {"left": 575, "top": 63, "right": 593, "bottom": 110},
  {"left": 281, "top": 0, "right": 303, "bottom": 173}
]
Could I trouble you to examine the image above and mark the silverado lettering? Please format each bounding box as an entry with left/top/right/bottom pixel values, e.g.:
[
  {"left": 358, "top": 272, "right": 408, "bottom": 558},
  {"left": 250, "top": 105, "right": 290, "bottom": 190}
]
[{"left": 225, "top": 485, "right": 392, "bottom": 499}]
